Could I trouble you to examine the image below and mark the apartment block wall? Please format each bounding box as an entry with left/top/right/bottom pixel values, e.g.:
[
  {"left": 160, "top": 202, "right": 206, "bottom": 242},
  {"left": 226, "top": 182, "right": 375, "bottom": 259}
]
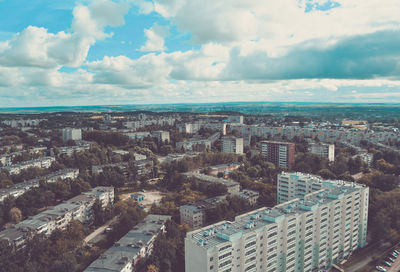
[{"left": 185, "top": 172, "right": 369, "bottom": 272}]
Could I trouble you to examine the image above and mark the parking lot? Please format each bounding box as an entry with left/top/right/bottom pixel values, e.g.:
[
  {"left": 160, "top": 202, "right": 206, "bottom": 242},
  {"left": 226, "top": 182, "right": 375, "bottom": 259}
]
[{"left": 377, "top": 250, "right": 400, "bottom": 272}]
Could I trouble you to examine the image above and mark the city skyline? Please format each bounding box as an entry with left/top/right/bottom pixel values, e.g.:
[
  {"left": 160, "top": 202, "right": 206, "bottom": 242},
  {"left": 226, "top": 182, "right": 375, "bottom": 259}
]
[{"left": 0, "top": 0, "right": 400, "bottom": 107}]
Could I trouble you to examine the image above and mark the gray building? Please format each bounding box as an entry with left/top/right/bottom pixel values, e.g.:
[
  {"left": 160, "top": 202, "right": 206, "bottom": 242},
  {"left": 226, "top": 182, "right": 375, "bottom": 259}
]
[
  {"left": 62, "top": 128, "right": 82, "bottom": 143},
  {"left": 84, "top": 214, "right": 171, "bottom": 272},
  {"left": 222, "top": 136, "right": 243, "bottom": 155},
  {"left": 185, "top": 173, "right": 369, "bottom": 272}
]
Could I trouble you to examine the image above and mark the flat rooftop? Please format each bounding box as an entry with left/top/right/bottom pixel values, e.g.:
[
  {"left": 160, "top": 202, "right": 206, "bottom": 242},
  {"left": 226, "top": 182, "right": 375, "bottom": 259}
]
[
  {"left": 186, "top": 173, "right": 239, "bottom": 188},
  {"left": 84, "top": 214, "right": 171, "bottom": 272},
  {"left": 187, "top": 182, "right": 363, "bottom": 250}
]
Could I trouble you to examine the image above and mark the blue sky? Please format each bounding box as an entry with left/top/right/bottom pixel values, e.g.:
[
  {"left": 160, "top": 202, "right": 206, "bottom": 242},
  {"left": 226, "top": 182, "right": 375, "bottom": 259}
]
[{"left": 0, "top": 0, "right": 399, "bottom": 107}]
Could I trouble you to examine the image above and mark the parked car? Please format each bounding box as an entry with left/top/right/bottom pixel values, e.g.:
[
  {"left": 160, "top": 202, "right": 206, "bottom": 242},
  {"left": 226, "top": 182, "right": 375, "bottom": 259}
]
[
  {"left": 382, "top": 260, "right": 392, "bottom": 267},
  {"left": 387, "top": 257, "right": 395, "bottom": 262},
  {"left": 394, "top": 250, "right": 399, "bottom": 254},
  {"left": 376, "top": 266, "right": 387, "bottom": 272}
]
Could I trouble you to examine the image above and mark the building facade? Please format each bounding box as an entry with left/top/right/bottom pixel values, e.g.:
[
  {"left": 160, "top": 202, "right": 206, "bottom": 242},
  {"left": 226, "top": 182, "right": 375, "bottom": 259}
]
[
  {"left": 85, "top": 214, "right": 171, "bottom": 272},
  {"left": 62, "top": 128, "right": 82, "bottom": 143},
  {"left": 185, "top": 173, "right": 368, "bottom": 272},
  {"left": 222, "top": 136, "right": 243, "bottom": 155},
  {"left": 260, "top": 141, "right": 295, "bottom": 169},
  {"left": 0, "top": 186, "right": 114, "bottom": 249},
  {"left": 308, "top": 143, "right": 335, "bottom": 162}
]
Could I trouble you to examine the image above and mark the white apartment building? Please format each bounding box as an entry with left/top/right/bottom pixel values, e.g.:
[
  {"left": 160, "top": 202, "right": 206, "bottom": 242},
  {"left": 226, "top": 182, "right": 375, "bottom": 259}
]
[
  {"left": 62, "top": 128, "right": 82, "bottom": 143},
  {"left": 227, "top": 115, "right": 244, "bottom": 124},
  {"left": 0, "top": 168, "right": 79, "bottom": 203},
  {"left": 152, "top": 130, "right": 170, "bottom": 143},
  {"left": 1, "top": 156, "right": 55, "bottom": 175},
  {"left": 186, "top": 173, "right": 241, "bottom": 196},
  {"left": 0, "top": 186, "right": 114, "bottom": 249},
  {"left": 185, "top": 173, "right": 368, "bottom": 272},
  {"left": 222, "top": 136, "right": 243, "bottom": 155},
  {"left": 308, "top": 143, "right": 335, "bottom": 162},
  {"left": 85, "top": 214, "right": 171, "bottom": 272}
]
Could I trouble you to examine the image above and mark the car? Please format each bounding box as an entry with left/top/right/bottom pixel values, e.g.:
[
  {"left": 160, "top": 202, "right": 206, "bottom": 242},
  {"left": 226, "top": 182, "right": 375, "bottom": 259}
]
[
  {"left": 391, "top": 252, "right": 398, "bottom": 258},
  {"left": 388, "top": 257, "right": 395, "bottom": 262},
  {"left": 382, "top": 260, "right": 392, "bottom": 267},
  {"left": 394, "top": 250, "right": 400, "bottom": 254},
  {"left": 376, "top": 266, "right": 387, "bottom": 272}
]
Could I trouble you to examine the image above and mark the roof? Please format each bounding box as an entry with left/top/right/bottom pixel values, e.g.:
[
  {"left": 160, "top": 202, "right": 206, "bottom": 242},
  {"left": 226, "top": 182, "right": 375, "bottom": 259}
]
[
  {"left": 187, "top": 181, "right": 365, "bottom": 250},
  {"left": 85, "top": 214, "right": 171, "bottom": 272}
]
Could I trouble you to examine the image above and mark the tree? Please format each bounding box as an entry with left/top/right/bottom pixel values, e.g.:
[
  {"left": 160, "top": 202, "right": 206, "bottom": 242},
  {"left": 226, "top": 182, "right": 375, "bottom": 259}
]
[
  {"left": 146, "top": 264, "right": 159, "bottom": 272},
  {"left": 317, "top": 169, "right": 336, "bottom": 180},
  {"left": 9, "top": 207, "right": 22, "bottom": 223}
]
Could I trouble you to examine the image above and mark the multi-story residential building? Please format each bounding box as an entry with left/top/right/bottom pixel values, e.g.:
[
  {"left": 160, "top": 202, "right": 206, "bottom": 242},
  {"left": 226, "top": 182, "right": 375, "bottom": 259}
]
[
  {"left": 2, "top": 119, "right": 46, "bottom": 128},
  {"left": 207, "top": 162, "right": 241, "bottom": 177},
  {"left": 186, "top": 173, "right": 240, "bottom": 196},
  {"left": 227, "top": 115, "right": 244, "bottom": 124},
  {"left": 177, "top": 139, "right": 212, "bottom": 152},
  {"left": 180, "top": 196, "right": 227, "bottom": 229},
  {"left": 308, "top": 142, "right": 335, "bottom": 162},
  {"left": 277, "top": 172, "right": 368, "bottom": 246},
  {"left": 178, "top": 122, "right": 226, "bottom": 135},
  {"left": 0, "top": 187, "right": 114, "bottom": 249},
  {"left": 177, "top": 132, "right": 220, "bottom": 152},
  {"left": 152, "top": 130, "right": 170, "bottom": 143},
  {"left": 125, "top": 131, "right": 151, "bottom": 140},
  {"left": 133, "top": 153, "right": 147, "bottom": 161},
  {"left": 123, "top": 116, "right": 177, "bottom": 130},
  {"left": 238, "top": 189, "right": 260, "bottom": 206},
  {"left": 1, "top": 156, "right": 55, "bottom": 175},
  {"left": 222, "top": 136, "right": 243, "bottom": 155},
  {"left": 185, "top": 173, "right": 369, "bottom": 272},
  {"left": 354, "top": 152, "right": 373, "bottom": 167},
  {"left": 62, "top": 128, "right": 82, "bottom": 143},
  {"left": 58, "top": 143, "right": 91, "bottom": 156},
  {"left": 0, "top": 168, "right": 79, "bottom": 202},
  {"left": 178, "top": 123, "right": 202, "bottom": 134},
  {"left": 180, "top": 189, "right": 259, "bottom": 229},
  {"left": 230, "top": 123, "right": 400, "bottom": 146},
  {"left": 260, "top": 141, "right": 295, "bottom": 169},
  {"left": 84, "top": 214, "right": 171, "bottom": 272}
]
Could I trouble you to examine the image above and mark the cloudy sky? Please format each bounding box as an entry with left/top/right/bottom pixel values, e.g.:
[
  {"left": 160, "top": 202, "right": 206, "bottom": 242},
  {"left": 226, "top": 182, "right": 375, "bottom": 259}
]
[{"left": 0, "top": 0, "right": 400, "bottom": 107}]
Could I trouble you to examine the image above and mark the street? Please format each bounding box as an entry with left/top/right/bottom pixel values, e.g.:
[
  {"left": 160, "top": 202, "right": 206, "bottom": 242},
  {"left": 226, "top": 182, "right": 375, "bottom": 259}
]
[{"left": 84, "top": 217, "right": 118, "bottom": 244}]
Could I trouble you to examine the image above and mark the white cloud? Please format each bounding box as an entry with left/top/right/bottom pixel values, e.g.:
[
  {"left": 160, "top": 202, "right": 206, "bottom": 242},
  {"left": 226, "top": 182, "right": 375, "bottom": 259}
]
[
  {"left": 143, "top": 0, "right": 400, "bottom": 51},
  {"left": 0, "top": 0, "right": 130, "bottom": 68},
  {"left": 139, "top": 23, "right": 169, "bottom": 52}
]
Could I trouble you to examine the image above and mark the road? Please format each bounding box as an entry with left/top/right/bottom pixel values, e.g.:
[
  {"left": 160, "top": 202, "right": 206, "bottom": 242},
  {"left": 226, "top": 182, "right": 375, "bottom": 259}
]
[
  {"left": 84, "top": 217, "right": 118, "bottom": 244},
  {"left": 341, "top": 242, "right": 390, "bottom": 272}
]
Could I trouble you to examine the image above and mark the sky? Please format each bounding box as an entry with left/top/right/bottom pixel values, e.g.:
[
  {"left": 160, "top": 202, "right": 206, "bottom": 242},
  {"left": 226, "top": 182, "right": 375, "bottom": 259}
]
[{"left": 0, "top": 0, "right": 400, "bottom": 107}]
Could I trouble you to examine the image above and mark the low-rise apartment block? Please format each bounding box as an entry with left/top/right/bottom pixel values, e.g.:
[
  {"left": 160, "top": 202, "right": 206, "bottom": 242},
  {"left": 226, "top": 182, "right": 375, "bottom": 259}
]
[
  {"left": 0, "top": 186, "right": 114, "bottom": 249},
  {"left": 1, "top": 156, "right": 55, "bottom": 175},
  {"left": 84, "top": 214, "right": 171, "bottom": 272},
  {"left": 186, "top": 173, "right": 240, "bottom": 196},
  {"left": 0, "top": 168, "right": 79, "bottom": 202},
  {"left": 207, "top": 162, "right": 241, "bottom": 177},
  {"left": 180, "top": 190, "right": 259, "bottom": 229}
]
